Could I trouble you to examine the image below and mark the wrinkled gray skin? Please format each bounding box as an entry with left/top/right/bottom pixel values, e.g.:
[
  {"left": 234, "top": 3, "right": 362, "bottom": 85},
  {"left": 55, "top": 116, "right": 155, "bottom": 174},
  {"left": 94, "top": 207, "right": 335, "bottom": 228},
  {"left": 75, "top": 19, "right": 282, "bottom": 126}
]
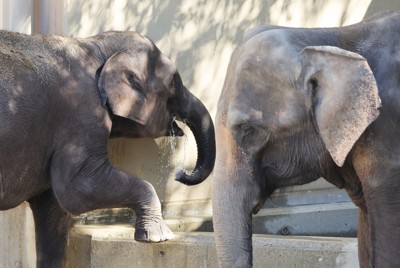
[
  {"left": 0, "top": 30, "right": 215, "bottom": 267},
  {"left": 213, "top": 11, "right": 400, "bottom": 268}
]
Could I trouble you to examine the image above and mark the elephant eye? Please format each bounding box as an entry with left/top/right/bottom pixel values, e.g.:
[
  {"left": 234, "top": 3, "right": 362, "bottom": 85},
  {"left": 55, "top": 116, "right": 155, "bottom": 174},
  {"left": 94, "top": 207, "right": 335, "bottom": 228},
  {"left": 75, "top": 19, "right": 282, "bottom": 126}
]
[
  {"left": 308, "top": 78, "right": 319, "bottom": 105},
  {"left": 169, "top": 75, "right": 175, "bottom": 89},
  {"left": 241, "top": 125, "right": 255, "bottom": 137},
  {"left": 171, "top": 73, "right": 182, "bottom": 90},
  {"left": 127, "top": 73, "right": 143, "bottom": 93}
]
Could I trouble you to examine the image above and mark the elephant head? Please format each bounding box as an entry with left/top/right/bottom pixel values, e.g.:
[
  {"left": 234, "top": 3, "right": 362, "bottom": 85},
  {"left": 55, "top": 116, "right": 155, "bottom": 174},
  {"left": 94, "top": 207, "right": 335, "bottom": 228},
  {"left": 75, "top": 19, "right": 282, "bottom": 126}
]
[
  {"left": 213, "top": 31, "right": 381, "bottom": 267},
  {"left": 97, "top": 34, "right": 215, "bottom": 185},
  {"left": 0, "top": 30, "right": 216, "bottom": 267}
]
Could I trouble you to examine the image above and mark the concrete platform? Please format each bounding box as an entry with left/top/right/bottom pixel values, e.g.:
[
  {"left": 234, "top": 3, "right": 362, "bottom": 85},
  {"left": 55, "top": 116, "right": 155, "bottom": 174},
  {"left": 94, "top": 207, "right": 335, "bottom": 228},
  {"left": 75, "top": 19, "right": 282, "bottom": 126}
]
[
  {"left": 75, "top": 201, "right": 358, "bottom": 237},
  {"left": 66, "top": 225, "right": 359, "bottom": 268}
]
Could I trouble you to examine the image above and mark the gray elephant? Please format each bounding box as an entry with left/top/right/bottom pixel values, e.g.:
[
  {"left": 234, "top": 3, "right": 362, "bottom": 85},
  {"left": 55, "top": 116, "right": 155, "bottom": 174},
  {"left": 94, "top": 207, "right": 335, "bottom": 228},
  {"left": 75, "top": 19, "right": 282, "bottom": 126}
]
[
  {"left": 0, "top": 30, "right": 215, "bottom": 267},
  {"left": 213, "top": 11, "right": 400, "bottom": 268}
]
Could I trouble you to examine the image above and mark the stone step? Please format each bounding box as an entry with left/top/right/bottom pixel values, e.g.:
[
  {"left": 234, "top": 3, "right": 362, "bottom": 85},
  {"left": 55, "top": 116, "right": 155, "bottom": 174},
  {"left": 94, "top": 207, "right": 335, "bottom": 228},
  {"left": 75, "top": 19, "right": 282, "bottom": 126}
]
[
  {"left": 74, "top": 201, "right": 358, "bottom": 237},
  {"left": 66, "top": 225, "right": 359, "bottom": 268},
  {"left": 253, "top": 202, "right": 358, "bottom": 237},
  {"left": 165, "top": 201, "right": 358, "bottom": 237}
]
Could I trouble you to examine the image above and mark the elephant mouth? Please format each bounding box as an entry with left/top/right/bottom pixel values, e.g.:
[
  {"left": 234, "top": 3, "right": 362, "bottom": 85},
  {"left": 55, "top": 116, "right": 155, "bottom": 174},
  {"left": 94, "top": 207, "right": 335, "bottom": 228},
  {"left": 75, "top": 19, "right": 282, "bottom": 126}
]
[{"left": 168, "top": 120, "right": 184, "bottom": 137}]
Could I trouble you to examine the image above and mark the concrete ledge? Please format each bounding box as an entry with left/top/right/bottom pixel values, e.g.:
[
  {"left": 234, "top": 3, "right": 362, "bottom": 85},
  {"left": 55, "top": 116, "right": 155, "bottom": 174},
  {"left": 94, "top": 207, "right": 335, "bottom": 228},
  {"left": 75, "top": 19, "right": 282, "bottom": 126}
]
[
  {"left": 66, "top": 225, "right": 358, "bottom": 268},
  {"left": 253, "top": 202, "right": 358, "bottom": 237}
]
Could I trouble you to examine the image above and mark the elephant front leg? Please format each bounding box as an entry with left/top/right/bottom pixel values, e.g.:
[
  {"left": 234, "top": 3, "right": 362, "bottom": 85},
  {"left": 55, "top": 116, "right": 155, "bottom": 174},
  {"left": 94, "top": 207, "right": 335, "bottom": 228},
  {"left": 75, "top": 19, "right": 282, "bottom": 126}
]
[
  {"left": 28, "top": 189, "right": 73, "bottom": 268},
  {"left": 51, "top": 160, "right": 173, "bottom": 243},
  {"left": 130, "top": 178, "right": 174, "bottom": 242},
  {"left": 361, "top": 181, "right": 400, "bottom": 267},
  {"left": 357, "top": 209, "right": 372, "bottom": 268}
]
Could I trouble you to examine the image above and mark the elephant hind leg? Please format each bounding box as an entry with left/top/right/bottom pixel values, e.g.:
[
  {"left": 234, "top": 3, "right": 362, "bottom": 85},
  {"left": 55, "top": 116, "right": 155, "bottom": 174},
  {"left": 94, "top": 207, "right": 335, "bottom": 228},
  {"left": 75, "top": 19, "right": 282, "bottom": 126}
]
[{"left": 28, "top": 189, "right": 72, "bottom": 268}]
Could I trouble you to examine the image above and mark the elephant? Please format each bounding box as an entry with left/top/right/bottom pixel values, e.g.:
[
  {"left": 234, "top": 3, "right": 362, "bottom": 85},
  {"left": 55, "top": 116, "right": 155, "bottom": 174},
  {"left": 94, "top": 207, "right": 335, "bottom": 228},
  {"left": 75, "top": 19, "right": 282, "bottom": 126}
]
[
  {"left": 213, "top": 11, "right": 400, "bottom": 268},
  {"left": 0, "top": 30, "right": 215, "bottom": 267}
]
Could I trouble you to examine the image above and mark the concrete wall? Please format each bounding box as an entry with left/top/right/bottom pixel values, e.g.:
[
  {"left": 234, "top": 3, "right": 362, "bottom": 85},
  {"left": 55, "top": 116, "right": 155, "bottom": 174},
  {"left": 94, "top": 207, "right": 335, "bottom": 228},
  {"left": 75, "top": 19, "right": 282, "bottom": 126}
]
[
  {"left": 0, "top": 203, "right": 36, "bottom": 268},
  {"left": 64, "top": 0, "right": 395, "bottom": 233},
  {"left": 63, "top": 0, "right": 400, "bottom": 212},
  {"left": 0, "top": 1, "right": 37, "bottom": 267},
  {"left": 1, "top": 0, "right": 400, "bottom": 267},
  {"left": 66, "top": 226, "right": 359, "bottom": 268},
  {"left": 0, "top": 0, "right": 33, "bottom": 33},
  {"left": 65, "top": 0, "right": 373, "bottom": 208}
]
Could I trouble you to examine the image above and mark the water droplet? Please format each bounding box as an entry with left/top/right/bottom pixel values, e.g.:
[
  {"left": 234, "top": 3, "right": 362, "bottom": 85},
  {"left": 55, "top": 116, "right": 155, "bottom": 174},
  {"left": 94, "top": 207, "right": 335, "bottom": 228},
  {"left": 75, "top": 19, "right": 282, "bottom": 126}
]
[{"left": 155, "top": 117, "right": 191, "bottom": 184}]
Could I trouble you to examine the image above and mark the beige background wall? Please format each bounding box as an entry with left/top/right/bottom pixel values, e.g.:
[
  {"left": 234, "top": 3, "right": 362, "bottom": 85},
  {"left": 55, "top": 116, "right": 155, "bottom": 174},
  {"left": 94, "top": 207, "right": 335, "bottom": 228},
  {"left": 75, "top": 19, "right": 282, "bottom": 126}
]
[
  {"left": 64, "top": 0, "right": 400, "bottom": 210},
  {"left": 1, "top": 0, "right": 400, "bottom": 266},
  {"left": 65, "top": 0, "right": 374, "bottom": 207}
]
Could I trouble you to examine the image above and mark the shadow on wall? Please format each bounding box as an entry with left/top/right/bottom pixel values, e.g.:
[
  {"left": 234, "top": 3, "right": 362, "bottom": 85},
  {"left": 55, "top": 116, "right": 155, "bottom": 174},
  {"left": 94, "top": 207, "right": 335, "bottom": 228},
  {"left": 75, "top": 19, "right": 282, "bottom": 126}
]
[
  {"left": 66, "top": 0, "right": 274, "bottom": 206},
  {"left": 66, "top": 0, "right": 274, "bottom": 107},
  {"left": 66, "top": 0, "right": 371, "bottom": 101},
  {"left": 66, "top": 0, "right": 377, "bottom": 207}
]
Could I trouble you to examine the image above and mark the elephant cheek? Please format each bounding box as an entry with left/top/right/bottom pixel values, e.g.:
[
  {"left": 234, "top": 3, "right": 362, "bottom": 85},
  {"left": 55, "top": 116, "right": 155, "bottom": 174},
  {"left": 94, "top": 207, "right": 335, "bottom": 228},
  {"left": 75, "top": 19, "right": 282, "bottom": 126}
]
[{"left": 144, "top": 102, "right": 173, "bottom": 138}]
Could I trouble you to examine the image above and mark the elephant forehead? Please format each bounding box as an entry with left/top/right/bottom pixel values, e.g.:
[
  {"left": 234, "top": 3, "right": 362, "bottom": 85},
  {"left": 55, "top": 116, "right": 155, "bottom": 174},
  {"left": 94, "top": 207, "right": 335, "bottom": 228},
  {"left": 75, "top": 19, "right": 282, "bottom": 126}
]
[
  {"left": 226, "top": 70, "right": 305, "bottom": 132},
  {"left": 238, "top": 30, "right": 300, "bottom": 70},
  {"left": 226, "top": 106, "right": 263, "bottom": 129},
  {"left": 231, "top": 64, "right": 299, "bottom": 115},
  {"left": 220, "top": 31, "right": 304, "bottom": 129}
]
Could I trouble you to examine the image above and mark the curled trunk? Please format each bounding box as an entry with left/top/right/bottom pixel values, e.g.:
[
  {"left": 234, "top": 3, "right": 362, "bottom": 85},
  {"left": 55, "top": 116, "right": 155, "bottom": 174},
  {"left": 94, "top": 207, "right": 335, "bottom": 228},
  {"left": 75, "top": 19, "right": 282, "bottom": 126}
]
[{"left": 174, "top": 85, "right": 216, "bottom": 186}]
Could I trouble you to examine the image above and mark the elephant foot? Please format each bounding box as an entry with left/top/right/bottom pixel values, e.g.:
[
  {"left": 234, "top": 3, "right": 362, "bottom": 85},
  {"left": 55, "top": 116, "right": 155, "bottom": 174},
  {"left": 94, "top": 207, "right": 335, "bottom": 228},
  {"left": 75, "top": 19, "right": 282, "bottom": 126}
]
[{"left": 134, "top": 218, "right": 174, "bottom": 242}]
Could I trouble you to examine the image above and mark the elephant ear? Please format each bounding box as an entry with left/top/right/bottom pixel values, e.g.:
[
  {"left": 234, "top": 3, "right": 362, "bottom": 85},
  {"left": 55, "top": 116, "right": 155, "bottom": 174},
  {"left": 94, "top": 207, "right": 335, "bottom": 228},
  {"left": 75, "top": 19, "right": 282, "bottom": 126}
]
[
  {"left": 97, "top": 52, "right": 150, "bottom": 125},
  {"left": 301, "top": 46, "right": 381, "bottom": 166}
]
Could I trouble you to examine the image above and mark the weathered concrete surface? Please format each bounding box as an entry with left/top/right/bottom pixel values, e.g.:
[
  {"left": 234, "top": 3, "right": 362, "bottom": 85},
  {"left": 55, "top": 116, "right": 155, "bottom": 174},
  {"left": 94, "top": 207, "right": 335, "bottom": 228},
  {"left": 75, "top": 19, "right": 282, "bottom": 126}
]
[
  {"left": 75, "top": 201, "right": 358, "bottom": 237},
  {"left": 66, "top": 225, "right": 358, "bottom": 268},
  {"left": 0, "top": 203, "right": 36, "bottom": 268}
]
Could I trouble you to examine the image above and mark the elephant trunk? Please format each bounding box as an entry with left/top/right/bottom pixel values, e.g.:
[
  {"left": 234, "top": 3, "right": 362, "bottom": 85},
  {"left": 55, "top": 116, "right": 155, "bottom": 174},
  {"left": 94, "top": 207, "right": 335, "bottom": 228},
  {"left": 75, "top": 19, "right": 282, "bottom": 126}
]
[
  {"left": 212, "top": 124, "right": 259, "bottom": 267},
  {"left": 213, "top": 186, "right": 254, "bottom": 267},
  {"left": 174, "top": 85, "right": 216, "bottom": 186}
]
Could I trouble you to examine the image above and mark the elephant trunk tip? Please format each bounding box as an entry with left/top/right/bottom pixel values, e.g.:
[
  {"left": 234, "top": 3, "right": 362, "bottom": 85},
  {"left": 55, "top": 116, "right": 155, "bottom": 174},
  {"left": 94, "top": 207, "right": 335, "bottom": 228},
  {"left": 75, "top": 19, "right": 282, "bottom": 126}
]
[{"left": 175, "top": 169, "right": 205, "bottom": 186}]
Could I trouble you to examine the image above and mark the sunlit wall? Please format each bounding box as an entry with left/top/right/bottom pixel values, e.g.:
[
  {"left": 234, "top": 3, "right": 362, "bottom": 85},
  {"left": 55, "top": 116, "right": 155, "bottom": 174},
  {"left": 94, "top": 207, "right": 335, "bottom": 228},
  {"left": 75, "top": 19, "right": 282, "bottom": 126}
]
[
  {"left": 1, "top": 1, "right": 400, "bottom": 266},
  {"left": 65, "top": 0, "right": 380, "bottom": 206}
]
